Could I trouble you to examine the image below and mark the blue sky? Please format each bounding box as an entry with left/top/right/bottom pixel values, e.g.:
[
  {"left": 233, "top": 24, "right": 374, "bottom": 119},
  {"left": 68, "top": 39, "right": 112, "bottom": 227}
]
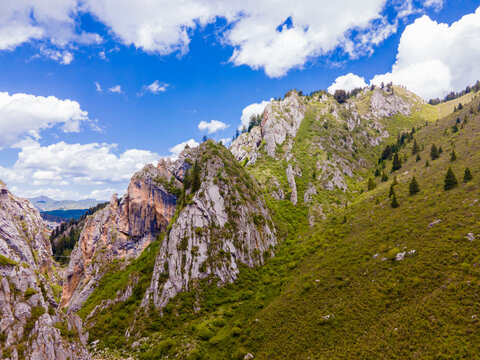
[{"left": 0, "top": 0, "right": 479, "bottom": 200}]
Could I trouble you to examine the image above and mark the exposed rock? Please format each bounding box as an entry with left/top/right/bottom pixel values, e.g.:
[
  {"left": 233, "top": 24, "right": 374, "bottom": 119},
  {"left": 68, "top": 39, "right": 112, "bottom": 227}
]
[
  {"left": 230, "top": 92, "right": 305, "bottom": 163},
  {"left": 308, "top": 204, "right": 326, "bottom": 226},
  {"left": 268, "top": 177, "right": 285, "bottom": 201},
  {"left": 62, "top": 151, "right": 193, "bottom": 312},
  {"left": 428, "top": 219, "right": 442, "bottom": 228},
  {"left": 369, "top": 89, "right": 414, "bottom": 119},
  {"left": 0, "top": 181, "right": 89, "bottom": 359},
  {"left": 262, "top": 92, "right": 305, "bottom": 157},
  {"left": 304, "top": 183, "right": 317, "bottom": 204},
  {"left": 286, "top": 164, "right": 298, "bottom": 205},
  {"left": 229, "top": 126, "right": 263, "bottom": 165},
  {"left": 467, "top": 233, "right": 475, "bottom": 242},
  {"left": 142, "top": 141, "right": 276, "bottom": 310}
]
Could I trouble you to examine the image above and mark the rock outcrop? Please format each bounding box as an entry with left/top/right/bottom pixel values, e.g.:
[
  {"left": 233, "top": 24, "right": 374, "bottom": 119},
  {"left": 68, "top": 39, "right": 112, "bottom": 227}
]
[
  {"left": 230, "top": 91, "right": 306, "bottom": 164},
  {"left": 0, "top": 181, "right": 89, "bottom": 360},
  {"left": 142, "top": 141, "right": 276, "bottom": 310},
  {"left": 61, "top": 150, "right": 195, "bottom": 312}
]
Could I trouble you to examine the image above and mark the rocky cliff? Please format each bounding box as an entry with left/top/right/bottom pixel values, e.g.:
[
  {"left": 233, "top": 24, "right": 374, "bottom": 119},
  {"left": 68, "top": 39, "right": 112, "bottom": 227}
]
[
  {"left": 0, "top": 180, "right": 89, "bottom": 360},
  {"left": 61, "top": 149, "right": 195, "bottom": 312},
  {"left": 142, "top": 141, "right": 276, "bottom": 310},
  {"left": 230, "top": 86, "right": 423, "bottom": 211}
]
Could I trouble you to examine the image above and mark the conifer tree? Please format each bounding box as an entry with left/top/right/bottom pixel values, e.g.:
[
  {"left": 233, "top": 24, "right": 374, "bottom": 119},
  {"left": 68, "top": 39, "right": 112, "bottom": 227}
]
[
  {"left": 381, "top": 173, "right": 388, "bottom": 182},
  {"left": 409, "top": 176, "right": 420, "bottom": 195},
  {"left": 374, "top": 168, "right": 381, "bottom": 177},
  {"left": 430, "top": 144, "right": 439, "bottom": 160},
  {"left": 464, "top": 167, "right": 473, "bottom": 182},
  {"left": 439, "top": 146, "right": 443, "bottom": 154},
  {"left": 389, "top": 183, "right": 395, "bottom": 198},
  {"left": 450, "top": 149, "right": 457, "bottom": 162},
  {"left": 444, "top": 167, "right": 458, "bottom": 190},
  {"left": 367, "top": 178, "right": 376, "bottom": 191},
  {"left": 392, "top": 175, "right": 398, "bottom": 186},
  {"left": 416, "top": 153, "right": 421, "bottom": 162},
  {"left": 391, "top": 191, "right": 399, "bottom": 208},
  {"left": 425, "top": 160, "right": 430, "bottom": 167},
  {"left": 412, "top": 139, "right": 419, "bottom": 154},
  {"left": 191, "top": 160, "right": 202, "bottom": 193},
  {"left": 391, "top": 152, "right": 402, "bottom": 172}
]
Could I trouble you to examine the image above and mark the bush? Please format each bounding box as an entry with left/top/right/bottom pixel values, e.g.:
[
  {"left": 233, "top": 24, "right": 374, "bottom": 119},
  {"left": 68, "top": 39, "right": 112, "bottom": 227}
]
[
  {"left": 24, "top": 288, "right": 37, "bottom": 300},
  {"left": 196, "top": 323, "right": 214, "bottom": 340},
  {"left": 0, "top": 254, "right": 17, "bottom": 266}
]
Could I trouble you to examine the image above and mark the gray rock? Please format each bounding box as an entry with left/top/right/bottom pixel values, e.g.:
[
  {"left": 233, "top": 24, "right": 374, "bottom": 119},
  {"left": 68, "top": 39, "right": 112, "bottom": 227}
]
[{"left": 286, "top": 164, "right": 298, "bottom": 205}]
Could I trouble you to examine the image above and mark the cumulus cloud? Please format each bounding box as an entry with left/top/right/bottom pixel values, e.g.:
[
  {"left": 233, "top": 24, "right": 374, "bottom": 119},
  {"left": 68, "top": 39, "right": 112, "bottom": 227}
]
[
  {"left": 0, "top": 92, "right": 89, "bottom": 147},
  {"left": 138, "top": 80, "right": 169, "bottom": 96},
  {"left": 83, "top": 0, "right": 397, "bottom": 77},
  {"left": 424, "top": 0, "right": 443, "bottom": 11},
  {"left": 239, "top": 100, "right": 271, "bottom": 130},
  {"left": 328, "top": 73, "right": 367, "bottom": 94},
  {"left": 0, "top": 0, "right": 101, "bottom": 63},
  {"left": 371, "top": 7, "right": 480, "bottom": 99},
  {"left": 0, "top": 138, "right": 160, "bottom": 193},
  {"left": 168, "top": 139, "right": 199, "bottom": 159},
  {"left": 198, "top": 120, "right": 229, "bottom": 134},
  {"left": 108, "top": 85, "right": 122, "bottom": 94}
]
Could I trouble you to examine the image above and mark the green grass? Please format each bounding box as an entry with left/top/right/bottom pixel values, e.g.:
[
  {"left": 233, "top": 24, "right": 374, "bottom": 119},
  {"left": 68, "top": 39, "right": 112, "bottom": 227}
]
[{"left": 0, "top": 254, "right": 17, "bottom": 266}]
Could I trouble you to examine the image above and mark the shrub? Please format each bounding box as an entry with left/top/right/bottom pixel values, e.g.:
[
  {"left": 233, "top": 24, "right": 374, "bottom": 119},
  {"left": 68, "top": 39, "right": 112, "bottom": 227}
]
[
  {"left": 0, "top": 254, "right": 17, "bottom": 266},
  {"left": 24, "top": 288, "right": 37, "bottom": 300}
]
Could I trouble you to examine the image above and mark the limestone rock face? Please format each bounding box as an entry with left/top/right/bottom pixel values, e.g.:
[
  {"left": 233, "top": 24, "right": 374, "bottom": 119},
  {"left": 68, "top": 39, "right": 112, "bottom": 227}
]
[
  {"left": 0, "top": 181, "right": 89, "bottom": 360},
  {"left": 286, "top": 164, "right": 298, "bottom": 205},
  {"left": 61, "top": 153, "right": 191, "bottom": 312},
  {"left": 230, "top": 92, "right": 305, "bottom": 164},
  {"left": 261, "top": 92, "right": 306, "bottom": 157},
  {"left": 369, "top": 88, "right": 415, "bottom": 119},
  {"left": 142, "top": 141, "right": 276, "bottom": 310},
  {"left": 229, "top": 126, "right": 263, "bottom": 165}
]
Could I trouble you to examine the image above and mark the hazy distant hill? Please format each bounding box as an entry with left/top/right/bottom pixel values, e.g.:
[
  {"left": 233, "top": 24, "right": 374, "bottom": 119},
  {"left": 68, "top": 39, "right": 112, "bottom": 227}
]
[{"left": 29, "top": 195, "right": 101, "bottom": 211}]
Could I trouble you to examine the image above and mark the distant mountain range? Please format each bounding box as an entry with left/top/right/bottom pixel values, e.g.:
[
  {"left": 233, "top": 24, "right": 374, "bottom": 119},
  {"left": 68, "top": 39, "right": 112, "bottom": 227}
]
[{"left": 29, "top": 195, "right": 101, "bottom": 211}]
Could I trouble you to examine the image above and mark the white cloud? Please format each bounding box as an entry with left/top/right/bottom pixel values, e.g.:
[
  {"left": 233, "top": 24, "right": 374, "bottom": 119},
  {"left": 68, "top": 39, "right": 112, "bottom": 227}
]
[
  {"left": 198, "top": 120, "right": 229, "bottom": 134},
  {"left": 40, "top": 48, "right": 74, "bottom": 64},
  {"left": 108, "top": 85, "right": 122, "bottom": 94},
  {"left": 217, "top": 138, "right": 232, "bottom": 146},
  {"left": 239, "top": 100, "right": 271, "bottom": 130},
  {"left": 371, "top": 7, "right": 480, "bottom": 99},
  {"left": 328, "top": 73, "right": 367, "bottom": 94},
  {"left": 0, "top": 92, "right": 89, "bottom": 147},
  {"left": 1, "top": 139, "right": 160, "bottom": 185},
  {"left": 95, "top": 81, "right": 102, "bottom": 92},
  {"left": 168, "top": 139, "right": 199, "bottom": 159},
  {"left": 83, "top": 0, "right": 395, "bottom": 77},
  {"left": 138, "top": 80, "right": 169, "bottom": 96},
  {"left": 0, "top": 0, "right": 101, "bottom": 64},
  {"left": 424, "top": 0, "right": 443, "bottom": 11}
]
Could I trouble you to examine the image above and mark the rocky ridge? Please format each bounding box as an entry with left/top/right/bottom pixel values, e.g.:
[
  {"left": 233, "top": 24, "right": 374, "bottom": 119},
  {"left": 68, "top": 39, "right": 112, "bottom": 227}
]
[
  {"left": 0, "top": 180, "right": 89, "bottom": 360},
  {"left": 61, "top": 149, "right": 194, "bottom": 312},
  {"left": 142, "top": 141, "right": 276, "bottom": 310}
]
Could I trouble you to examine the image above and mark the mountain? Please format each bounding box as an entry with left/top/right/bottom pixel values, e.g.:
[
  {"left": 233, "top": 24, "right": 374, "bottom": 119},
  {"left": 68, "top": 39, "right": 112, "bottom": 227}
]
[
  {"left": 0, "top": 181, "right": 89, "bottom": 359},
  {"left": 29, "top": 196, "right": 101, "bottom": 212},
  {"left": 2, "top": 82, "right": 480, "bottom": 359}
]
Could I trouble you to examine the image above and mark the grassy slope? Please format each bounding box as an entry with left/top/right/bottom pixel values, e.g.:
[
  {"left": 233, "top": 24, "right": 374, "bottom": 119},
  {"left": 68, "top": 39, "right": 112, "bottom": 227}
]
[
  {"left": 84, "top": 90, "right": 480, "bottom": 359},
  {"left": 236, "top": 93, "right": 480, "bottom": 359}
]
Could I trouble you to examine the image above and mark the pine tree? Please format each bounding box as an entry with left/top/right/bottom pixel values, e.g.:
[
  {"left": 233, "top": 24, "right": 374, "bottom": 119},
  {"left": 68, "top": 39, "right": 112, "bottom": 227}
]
[
  {"left": 391, "top": 152, "right": 402, "bottom": 172},
  {"left": 391, "top": 191, "right": 399, "bottom": 208},
  {"left": 412, "top": 139, "right": 419, "bottom": 154},
  {"left": 381, "top": 173, "right": 389, "bottom": 182},
  {"left": 444, "top": 167, "right": 458, "bottom": 190},
  {"left": 393, "top": 176, "right": 398, "bottom": 186},
  {"left": 450, "top": 149, "right": 457, "bottom": 162},
  {"left": 409, "top": 176, "right": 420, "bottom": 195},
  {"left": 367, "top": 178, "right": 376, "bottom": 191},
  {"left": 374, "top": 168, "right": 381, "bottom": 177},
  {"left": 464, "top": 167, "right": 473, "bottom": 182},
  {"left": 416, "top": 153, "right": 421, "bottom": 162},
  {"left": 425, "top": 160, "right": 430, "bottom": 167},
  {"left": 389, "top": 183, "right": 395, "bottom": 198},
  {"left": 191, "top": 160, "right": 202, "bottom": 193},
  {"left": 430, "top": 144, "right": 439, "bottom": 160},
  {"left": 439, "top": 146, "right": 443, "bottom": 154}
]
